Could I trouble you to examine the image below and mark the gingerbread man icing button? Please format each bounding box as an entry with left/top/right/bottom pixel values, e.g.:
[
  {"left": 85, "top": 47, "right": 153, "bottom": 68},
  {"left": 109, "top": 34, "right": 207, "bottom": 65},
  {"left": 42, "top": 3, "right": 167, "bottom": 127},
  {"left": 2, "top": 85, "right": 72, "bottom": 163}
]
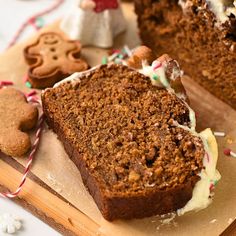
[
  {"left": 0, "top": 88, "right": 38, "bottom": 157},
  {"left": 24, "top": 32, "right": 89, "bottom": 89}
]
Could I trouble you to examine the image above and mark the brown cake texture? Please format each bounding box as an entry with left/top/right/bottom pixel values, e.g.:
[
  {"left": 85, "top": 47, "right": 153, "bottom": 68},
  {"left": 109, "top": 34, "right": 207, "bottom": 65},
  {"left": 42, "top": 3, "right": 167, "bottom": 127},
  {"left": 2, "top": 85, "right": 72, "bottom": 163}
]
[
  {"left": 134, "top": 0, "right": 236, "bottom": 109},
  {"left": 42, "top": 62, "right": 206, "bottom": 221}
]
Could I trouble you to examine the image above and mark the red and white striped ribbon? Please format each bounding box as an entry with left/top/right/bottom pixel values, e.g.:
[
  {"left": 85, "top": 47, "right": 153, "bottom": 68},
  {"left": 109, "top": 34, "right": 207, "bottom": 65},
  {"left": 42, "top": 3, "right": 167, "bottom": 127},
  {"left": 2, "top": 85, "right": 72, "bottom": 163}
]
[{"left": 6, "top": 0, "right": 64, "bottom": 49}]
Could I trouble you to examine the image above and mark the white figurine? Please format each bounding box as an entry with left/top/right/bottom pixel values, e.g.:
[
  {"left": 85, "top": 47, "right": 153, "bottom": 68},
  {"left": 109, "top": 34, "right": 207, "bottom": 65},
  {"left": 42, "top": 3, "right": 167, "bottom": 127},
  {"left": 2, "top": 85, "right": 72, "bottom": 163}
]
[
  {"left": 60, "top": 0, "right": 126, "bottom": 48},
  {"left": 0, "top": 213, "right": 22, "bottom": 234}
]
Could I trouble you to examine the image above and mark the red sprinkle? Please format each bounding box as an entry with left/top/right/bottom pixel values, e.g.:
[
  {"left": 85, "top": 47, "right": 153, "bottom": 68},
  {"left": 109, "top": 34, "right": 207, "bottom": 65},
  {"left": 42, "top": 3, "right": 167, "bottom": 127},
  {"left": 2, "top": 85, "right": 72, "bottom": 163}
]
[
  {"left": 0, "top": 81, "right": 14, "bottom": 86},
  {"left": 152, "top": 60, "right": 162, "bottom": 70},
  {"left": 26, "top": 90, "right": 37, "bottom": 98},
  {"left": 224, "top": 148, "right": 231, "bottom": 156},
  {"left": 205, "top": 152, "right": 210, "bottom": 162},
  {"left": 108, "top": 49, "right": 120, "bottom": 55},
  {"left": 209, "top": 183, "right": 214, "bottom": 191}
]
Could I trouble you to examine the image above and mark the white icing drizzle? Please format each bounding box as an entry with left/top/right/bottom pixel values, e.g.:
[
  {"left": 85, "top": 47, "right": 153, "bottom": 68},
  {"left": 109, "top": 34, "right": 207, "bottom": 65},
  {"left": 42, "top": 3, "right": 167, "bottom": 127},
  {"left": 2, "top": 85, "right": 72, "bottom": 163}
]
[
  {"left": 139, "top": 60, "right": 170, "bottom": 88},
  {"left": 49, "top": 61, "right": 220, "bottom": 216},
  {"left": 179, "top": 0, "right": 236, "bottom": 25},
  {"left": 170, "top": 118, "right": 221, "bottom": 215},
  {"left": 177, "top": 128, "right": 221, "bottom": 215},
  {"left": 178, "top": 0, "right": 187, "bottom": 9},
  {"left": 139, "top": 62, "right": 221, "bottom": 216},
  {"left": 55, "top": 72, "right": 81, "bottom": 86},
  {"left": 226, "top": 1, "right": 236, "bottom": 17},
  {"left": 209, "top": 1, "right": 228, "bottom": 22},
  {"left": 206, "top": 0, "right": 235, "bottom": 23},
  {"left": 52, "top": 66, "right": 100, "bottom": 88},
  {"left": 169, "top": 104, "right": 220, "bottom": 215}
]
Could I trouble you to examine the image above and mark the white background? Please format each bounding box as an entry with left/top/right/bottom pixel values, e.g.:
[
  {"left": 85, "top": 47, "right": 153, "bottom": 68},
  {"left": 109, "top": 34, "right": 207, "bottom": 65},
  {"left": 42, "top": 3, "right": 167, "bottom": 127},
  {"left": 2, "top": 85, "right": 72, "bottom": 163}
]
[{"left": 0, "top": 0, "right": 74, "bottom": 235}]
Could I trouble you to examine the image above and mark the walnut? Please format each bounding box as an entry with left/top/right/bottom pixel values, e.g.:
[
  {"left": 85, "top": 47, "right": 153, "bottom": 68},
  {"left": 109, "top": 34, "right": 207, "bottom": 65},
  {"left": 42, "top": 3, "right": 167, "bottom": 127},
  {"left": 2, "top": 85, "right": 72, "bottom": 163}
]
[
  {"left": 179, "top": 174, "right": 186, "bottom": 184},
  {"left": 154, "top": 166, "right": 163, "bottom": 177},
  {"left": 129, "top": 170, "right": 140, "bottom": 182},
  {"left": 115, "top": 166, "right": 125, "bottom": 174},
  {"left": 127, "top": 46, "right": 155, "bottom": 69}
]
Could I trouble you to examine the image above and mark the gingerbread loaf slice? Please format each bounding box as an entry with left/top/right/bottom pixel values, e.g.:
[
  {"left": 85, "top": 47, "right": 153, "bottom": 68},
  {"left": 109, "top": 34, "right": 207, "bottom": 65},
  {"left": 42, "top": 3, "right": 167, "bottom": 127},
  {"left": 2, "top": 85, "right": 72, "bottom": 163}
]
[
  {"left": 42, "top": 60, "right": 220, "bottom": 221},
  {"left": 134, "top": 0, "right": 236, "bottom": 109}
]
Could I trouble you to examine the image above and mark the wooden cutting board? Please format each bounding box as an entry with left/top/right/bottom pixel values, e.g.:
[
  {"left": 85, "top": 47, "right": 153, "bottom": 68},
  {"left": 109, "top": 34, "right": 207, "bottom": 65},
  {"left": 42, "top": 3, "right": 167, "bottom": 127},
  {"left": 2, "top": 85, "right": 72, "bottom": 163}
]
[{"left": 0, "top": 2, "right": 235, "bottom": 236}]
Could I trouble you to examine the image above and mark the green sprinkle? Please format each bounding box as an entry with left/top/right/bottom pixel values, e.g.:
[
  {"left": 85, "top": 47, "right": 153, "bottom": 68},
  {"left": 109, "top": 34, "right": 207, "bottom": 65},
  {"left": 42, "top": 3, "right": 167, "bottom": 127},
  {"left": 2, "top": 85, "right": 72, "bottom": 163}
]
[
  {"left": 115, "top": 58, "right": 121, "bottom": 64},
  {"left": 35, "top": 17, "right": 44, "bottom": 28},
  {"left": 152, "top": 74, "right": 159, "bottom": 81},
  {"left": 118, "top": 54, "right": 124, "bottom": 59},
  {"left": 214, "top": 180, "right": 219, "bottom": 186},
  {"left": 25, "top": 81, "right": 32, "bottom": 88},
  {"left": 102, "top": 57, "right": 108, "bottom": 65}
]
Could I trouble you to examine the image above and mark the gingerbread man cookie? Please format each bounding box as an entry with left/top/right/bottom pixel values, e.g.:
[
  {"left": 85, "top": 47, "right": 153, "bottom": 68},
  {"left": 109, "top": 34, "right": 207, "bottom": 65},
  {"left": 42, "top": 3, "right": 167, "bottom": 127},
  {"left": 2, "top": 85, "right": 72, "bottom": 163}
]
[
  {"left": 0, "top": 88, "right": 38, "bottom": 157},
  {"left": 24, "top": 32, "right": 89, "bottom": 89}
]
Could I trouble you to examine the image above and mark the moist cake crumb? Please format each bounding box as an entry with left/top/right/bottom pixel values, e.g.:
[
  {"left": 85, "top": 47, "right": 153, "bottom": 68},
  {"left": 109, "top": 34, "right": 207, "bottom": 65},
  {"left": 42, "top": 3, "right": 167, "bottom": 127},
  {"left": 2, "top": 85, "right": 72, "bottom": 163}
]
[{"left": 42, "top": 63, "right": 205, "bottom": 220}]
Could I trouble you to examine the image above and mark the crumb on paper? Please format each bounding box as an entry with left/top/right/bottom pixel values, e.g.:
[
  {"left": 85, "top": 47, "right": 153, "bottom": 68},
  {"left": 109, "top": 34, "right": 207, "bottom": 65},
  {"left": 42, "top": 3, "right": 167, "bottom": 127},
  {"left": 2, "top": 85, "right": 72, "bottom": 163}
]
[
  {"left": 55, "top": 188, "right": 62, "bottom": 193},
  {"left": 161, "top": 214, "right": 175, "bottom": 224},
  {"left": 156, "top": 213, "right": 178, "bottom": 231},
  {"left": 47, "top": 173, "right": 63, "bottom": 193},
  {"left": 0, "top": 214, "right": 22, "bottom": 234},
  {"left": 210, "top": 219, "right": 217, "bottom": 224},
  {"left": 227, "top": 217, "right": 236, "bottom": 225},
  {"left": 214, "top": 132, "right": 225, "bottom": 137},
  {"left": 228, "top": 218, "right": 233, "bottom": 224},
  {"left": 47, "top": 173, "right": 56, "bottom": 185}
]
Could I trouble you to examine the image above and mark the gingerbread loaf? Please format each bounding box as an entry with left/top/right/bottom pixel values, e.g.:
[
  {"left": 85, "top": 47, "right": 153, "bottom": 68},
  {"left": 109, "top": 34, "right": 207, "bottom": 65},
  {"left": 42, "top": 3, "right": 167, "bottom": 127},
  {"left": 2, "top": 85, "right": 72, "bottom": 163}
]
[
  {"left": 42, "top": 59, "right": 220, "bottom": 221},
  {"left": 134, "top": 0, "right": 236, "bottom": 109}
]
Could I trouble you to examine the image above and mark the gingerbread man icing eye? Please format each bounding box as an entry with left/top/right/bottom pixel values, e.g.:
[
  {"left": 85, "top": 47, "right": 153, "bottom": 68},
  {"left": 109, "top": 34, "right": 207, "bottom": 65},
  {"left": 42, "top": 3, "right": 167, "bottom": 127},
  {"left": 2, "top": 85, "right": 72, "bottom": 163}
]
[{"left": 42, "top": 34, "right": 61, "bottom": 45}]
